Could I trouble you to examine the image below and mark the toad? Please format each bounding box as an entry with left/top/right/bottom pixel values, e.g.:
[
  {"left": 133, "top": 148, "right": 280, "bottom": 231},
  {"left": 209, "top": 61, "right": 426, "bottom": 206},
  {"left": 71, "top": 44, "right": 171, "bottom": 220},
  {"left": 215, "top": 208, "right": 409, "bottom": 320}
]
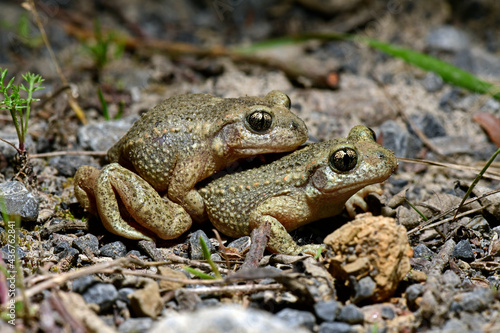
[
  {"left": 74, "top": 91, "right": 308, "bottom": 241},
  {"left": 199, "top": 125, "right": 398, "bottom": 254}
]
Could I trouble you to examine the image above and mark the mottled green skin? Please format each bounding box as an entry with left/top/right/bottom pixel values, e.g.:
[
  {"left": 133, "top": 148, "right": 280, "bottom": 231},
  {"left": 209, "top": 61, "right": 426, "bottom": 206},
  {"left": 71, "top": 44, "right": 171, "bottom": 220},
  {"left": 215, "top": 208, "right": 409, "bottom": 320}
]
[
  {"left": 199, "top": 126, "right": 398, "bottom": 255},
  {"left": 74, "top": 91, "right": 308, "bottom": 241}
]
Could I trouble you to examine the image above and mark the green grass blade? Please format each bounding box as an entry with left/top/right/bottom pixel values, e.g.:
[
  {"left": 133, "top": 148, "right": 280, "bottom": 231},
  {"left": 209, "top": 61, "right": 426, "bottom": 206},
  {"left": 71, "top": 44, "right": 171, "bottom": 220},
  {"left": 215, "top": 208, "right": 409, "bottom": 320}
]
[
  {"left": 97, "top": 87, "right": 109, "bottom": 120},
  {"left": 183, "top": 266, "right": 216, "bottom": 280},
  {"left": 453, "top": 147, "right": 500, "bottom": 221},
  {"left": 199, "top": 236, "right": 222, "bottom": 279},
  {"left": 362, "top": 38, "right": 500, "bottom": 99}
]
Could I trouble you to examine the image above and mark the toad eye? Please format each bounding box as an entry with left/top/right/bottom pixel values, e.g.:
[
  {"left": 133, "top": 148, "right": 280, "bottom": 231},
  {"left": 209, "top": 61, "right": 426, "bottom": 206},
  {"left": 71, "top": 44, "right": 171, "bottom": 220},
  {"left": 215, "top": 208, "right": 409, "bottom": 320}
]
[
  {"left": 329, "top": 148, "right": 358, "bottom": 172},
  {"left": 368, "top": 127, "right": 377, "bottom": 141},
  {"left": 246, "top": 110, "right": 273, "bottom": 132}
]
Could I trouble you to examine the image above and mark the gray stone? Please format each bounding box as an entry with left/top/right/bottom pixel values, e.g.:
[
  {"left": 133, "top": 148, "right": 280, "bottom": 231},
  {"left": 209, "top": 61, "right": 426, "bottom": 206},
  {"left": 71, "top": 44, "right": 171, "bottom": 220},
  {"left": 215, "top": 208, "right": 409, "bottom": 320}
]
[
  {"left": 118, "top": 318, "right": 154, "bottom": 333},
  {"left": 82, "top": 283, "right": 118, "bottom": 312},
  {"left": 1, "top": 244, "right": 25, "bottom": 260},
  {"left": 405, "top": 284, "right": 424, "bottom": 305},
  {"left": 410, "top": 113, "right": 446, "bottom": 139},
  {"left": 189, "top": 229, "right": 214, "bottom": 260},
  {"left": 413, "top": 244, "right": 434, "bottom": 259},
  {"left": 421, "top": 72, "right": 444, "bottom": 92},
  {"left": 352, "top": 276, "right": 376, "bottom": 303},
  {"left": 276, "top": 308, "right": 316, "bottom": 330},
  {"left": 314, "top": 300, "right": 341, "bottom": 322},
  {"left": 426, "top": 25, "right": 470, "bottom": 52},
  {"left": 318, "top": 322, "right": 355, "bottom": 333},
  {"left": 73, "top": 234, "right": 100, "bottom": 257},
  {"left": 100, "top": 241, "right": 127, "bottom": 258},
  {"left": 48, "top": 155, "right": 98, "bottom": 177},
  {"left": 337, "top": 304, "right": 364, "bottom": 325},
  {"left": 77, "top": 116, "right": 138, "bottom": 152},
  {"left": 453, "top": 240, "right": 474, "bottom": 261},
  {"left": 458, "top": 288, "right": 494, "bottom": 312},
  {"left": 379, "top": 120, "right": 421, "bottom": 159},
  {"left": 0, "top": 181, "right": 38, "bottom": 222},
  {"left": 150, "top": 305, "right": 310, "bottom": 333},
  {"left": 442, "top": 270, "right": 461, "bottom": 288},
  {"left": 72, "top": 275, "right": 98, "bottom": 294}
]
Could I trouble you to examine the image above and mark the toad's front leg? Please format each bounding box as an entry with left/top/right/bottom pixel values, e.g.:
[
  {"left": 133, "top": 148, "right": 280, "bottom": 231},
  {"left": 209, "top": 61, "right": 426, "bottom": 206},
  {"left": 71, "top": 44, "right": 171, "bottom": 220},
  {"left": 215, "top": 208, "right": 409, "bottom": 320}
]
[{"left": 74, "top": 163, "right": 192, "bottom": 240}]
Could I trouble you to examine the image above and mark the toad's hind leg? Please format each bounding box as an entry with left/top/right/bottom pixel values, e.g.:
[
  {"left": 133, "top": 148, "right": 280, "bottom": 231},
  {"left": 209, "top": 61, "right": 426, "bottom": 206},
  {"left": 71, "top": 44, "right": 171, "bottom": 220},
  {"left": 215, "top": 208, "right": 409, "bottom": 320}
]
[{"left": 77, "top": 163, "right": 192, "bottom": 240}]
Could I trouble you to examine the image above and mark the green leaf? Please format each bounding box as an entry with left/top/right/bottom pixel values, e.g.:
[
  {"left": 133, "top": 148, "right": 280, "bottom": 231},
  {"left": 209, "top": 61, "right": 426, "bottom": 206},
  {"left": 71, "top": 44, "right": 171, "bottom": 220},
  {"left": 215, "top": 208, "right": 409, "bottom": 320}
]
[{"left": 183, "top": 266, "right": 216, "bottom": 280}]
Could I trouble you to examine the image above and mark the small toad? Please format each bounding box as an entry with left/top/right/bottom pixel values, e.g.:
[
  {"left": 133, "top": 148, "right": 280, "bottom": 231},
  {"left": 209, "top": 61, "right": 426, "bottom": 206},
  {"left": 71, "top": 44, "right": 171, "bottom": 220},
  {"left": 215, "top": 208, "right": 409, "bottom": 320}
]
[
  {"left": 199, "top": 125, "right": 398, "bottom": 254},
  {"left": 74, "top": 91, "right": 308, "bottom": 240}
]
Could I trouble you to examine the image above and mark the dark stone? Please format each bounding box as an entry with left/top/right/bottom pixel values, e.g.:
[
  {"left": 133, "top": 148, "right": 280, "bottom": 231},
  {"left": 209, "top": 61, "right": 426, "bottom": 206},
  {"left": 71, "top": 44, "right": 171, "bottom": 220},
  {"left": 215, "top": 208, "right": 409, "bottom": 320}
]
[
  {"left": 72, "top": 275, "right": 98, "bottom": 294},
  {"left": 457, "top": 288, "right": 494, "bottom": 312},
  {"left": 405, "top": 284, "right": 424, "bottom": 305},
  {"left": 409, "top": 113, "right": 446, "bottom": 139},
  {"left": 318, "top": 322, "right": 355, "bottom": 333},
  {"left": 100, "top": 241, "right": 127, "bottom": 258},
  {"left": 1, "top": 244, "right": 25, "bottom": 260},
  {"left": 314, "top": 300, "right": 341, "bottom": 322},
  {"left": 189, "top": 230, "right": 213, "bottom": 260},
  {"left": 0, "top": 181, "right": 38, "bottom": 222},
  {"left": 381, "top": 306, "right": 395, "bottom": 320},
  {"left": 73, "top": 234, "right": 100, "bottom": 256},
  {"left": 453, "top": 239, "right": 474, "bottom": 261},
  {"left": 337, "top": 304, "right": 364, "bottom": 325},
  {"left": 226, "top": 236, "right": 251, "bottom": 253},
  {"left": 82, "top": 283, "right": 118, "bottom": 312},
  {"left": 118, "top": 288, "right": 136, "bottom": 306},
  {"left": 276, "top": 308, "right": 316, "bottom": 330},
  {"left": 413, "top": 244, "right": 434, "bottom": 259},
  {"left": 379, "top": 120, "right": 422, "bottom": 159},
  {"left": 54, "top": 241, "right": 70, "bottom": 254},
  {"left": 58, "top": 247, "right": 79, "bottom": 262},
  {"left": 352, "top": 276, "right": 376, "bottom": 303}
]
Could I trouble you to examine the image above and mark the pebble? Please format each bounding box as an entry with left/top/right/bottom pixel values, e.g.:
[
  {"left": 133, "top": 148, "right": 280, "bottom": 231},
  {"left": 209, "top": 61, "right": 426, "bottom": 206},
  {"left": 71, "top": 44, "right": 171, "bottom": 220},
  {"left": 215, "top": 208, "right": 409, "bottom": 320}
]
[
  {"left": 188, "top": 229, "right": 214, "bottom": 260},
  {"left": 100, "top": 241, "right": 127, "bottom": 258},
  {"left": 72, "top": 275, "right": 98, "bottom": 293},
  {"left": 118, "top": 318, "right": 154, "bottom": 333},
  {"left": 413, "top": 244, "right": 434, "bottom": 259},
  {"left": 453, "top": 240, "right": 474, "bottom": 261},
  {"left": 426, "top": 25, "right": 470, "bottom": 52},
  {"left": 226, "top": 236, "right": 251, "bottom": 253},
  {"left": 405, "top": 284, "right": 424, "bottom": 306},
  {"left": 380, "top": 306, "right": 395, "bottom": 320},
  {"left": 73, "top": 234, "right": 100, "bottom": 257},
  {"left": 117, "top": 287, "right": 136, "bottom": 306},
  {"left": 1, "top": 244, "right": 25, "bottom": 259},
  {"left": 441, "top": 270, "right": 461, "bottom": 288},
  {"left": 314, "top": 300, "right": 341, "bottom": 322},
  {"left": 48, "top": 155, "right": 98, "bottom": 177},
  {"left": 150, "top": 305, "right": 311, "bottom": 333},
  {"left": 0, "top": 181, "right": 39, "bottom": 222},
  {"left": 420, "top": 72, "right": 444, "bottom": 92},
  {"left": 455, "top": 288, "right": 494, "bottom": 313},
  {"left": 337, "top": 304, "right": 364, "bottom": 325},
  {"left": 379, "top": 120, "right": 421, "bottom": 159},
  {"left": 318, "top": 322, "right": 355, "bottom": 333},
  {"left": 409, "top": 113, "right": 446, "bottom": 138},
  {"left": 275, "top": 308, "right": 316, "bottom": 330},
  {"left": 77, "top": 116, "right": 138, "bottom": 152},
  {"left": 82, "top": 283, "right": 118, "bottom": 312},
  {"left": 352, "top": 276, "right": 376, "bottom": 303}
]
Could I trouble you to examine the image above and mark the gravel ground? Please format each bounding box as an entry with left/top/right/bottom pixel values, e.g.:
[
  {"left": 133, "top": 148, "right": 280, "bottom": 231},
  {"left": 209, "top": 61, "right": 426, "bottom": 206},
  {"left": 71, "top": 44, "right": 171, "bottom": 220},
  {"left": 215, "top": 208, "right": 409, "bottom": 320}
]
[{"left": 1, "top": 0, "right": 500, "bottom": 332}]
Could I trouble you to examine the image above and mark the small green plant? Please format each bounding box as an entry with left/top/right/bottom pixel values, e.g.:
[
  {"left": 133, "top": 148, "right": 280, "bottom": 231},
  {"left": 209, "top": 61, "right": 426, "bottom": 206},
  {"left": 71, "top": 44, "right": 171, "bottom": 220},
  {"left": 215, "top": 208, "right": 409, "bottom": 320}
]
[
  {"left": 0, "top": 68, "right": 44, "bottom": 185},
  {"left": 0, "top": 68, "right": 44, "bottom": 155},
  {"left": 83, "top": 19, "right": 124, "bottom": 82}
]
